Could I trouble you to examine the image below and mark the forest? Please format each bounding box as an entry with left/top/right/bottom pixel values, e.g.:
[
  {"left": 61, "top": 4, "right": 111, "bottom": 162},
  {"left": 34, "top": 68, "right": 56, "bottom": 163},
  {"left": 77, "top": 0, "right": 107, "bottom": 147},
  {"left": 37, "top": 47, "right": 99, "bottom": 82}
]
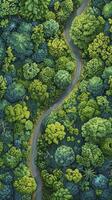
[{"left": 0, "top": 0, "right": 112, "bottom": 200}]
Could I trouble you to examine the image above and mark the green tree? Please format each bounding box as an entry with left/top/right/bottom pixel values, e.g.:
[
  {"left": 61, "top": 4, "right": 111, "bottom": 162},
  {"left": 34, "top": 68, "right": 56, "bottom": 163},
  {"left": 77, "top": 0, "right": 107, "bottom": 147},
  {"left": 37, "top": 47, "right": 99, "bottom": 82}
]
[
  {"left": 103, "top": 1, "right": 112, "bottom": 18},
  {"left": 87, "top": 76, "right": 104, "bottom": 97},
  {"left": 39, "top": 67, "right": 55, "bottom": 85},
  {"left": 0, "top": 76, "right": 7, "bottom": 99},
  {"left": 83, "top": 58, "right": 103, "bottom": 79},
  {"left": 54, "top": 0, "right": 73, "bottom": 23},
  {"left": 77, "top": 143, "right": 104, "bottom": 167},
  {"left": 78, "top": 99, "right": 100, "bottom": 122},
  {"left": 14, "top": 176, "right": 36, "bottom": 194},
  {"left": 28, "top": 79, "right": 49, "bottom": 103},
  {"left": 4, "top": 147, "right": 22, "bottom": 168},
  {"left": 55, "top": 145, "right": 75, "bottom": 167},
  {"left": 20, "top": 0, "right": 50, "bottom": 20},
  {"left": 5, "top": 103, "right": 30, "bottom": 123},
  {"left": 31, "top": 24, "right": 45, "bottom": 48},
  {"left": 51, "top": 188, "right": 73, "bottom": 200},
  {"left": 88, "top": 33, "right": 112, "bottom": 66},
  {"left": 101, "top": 137, "right": 112, "bottom": 156},
  {"left": 65, "top": 168, "right": 82, "bottom": 183},
  {"left": 14, "top": 164, "right": 31, "bottom": 178},
  {"left": 70, "top": 8, "right": 104, "bottom": 49},
  {"left": 82, "top": 117, "right": 112, "bottom": 143},
  {"left": 54, "top": 70, "right": 71, "bottom": 89},
  {"left": 56, "top": 56, "right": 76, "bottom": 72},
  {"left": 43, "top": 19, "right": 59, "bottom": 38},
  {"left": 48, "top": 38, "right": 68, "bottom": 57},
  {"left": 23, "top": 62, "right": 40, "bottom": 80},
  {"left": 45, "top": 122, "right": 66, "bottom": 144},
  {"left": 102, "top": 66, "right": 112, "bottom": 81}
]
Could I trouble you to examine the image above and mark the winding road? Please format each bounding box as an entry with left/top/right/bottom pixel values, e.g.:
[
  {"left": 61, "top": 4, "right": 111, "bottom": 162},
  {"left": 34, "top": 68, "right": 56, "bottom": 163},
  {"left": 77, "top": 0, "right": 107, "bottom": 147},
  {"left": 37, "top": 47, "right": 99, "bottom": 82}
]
[{"left": 29, "top": 0, "right": 89, "bottom": 199}]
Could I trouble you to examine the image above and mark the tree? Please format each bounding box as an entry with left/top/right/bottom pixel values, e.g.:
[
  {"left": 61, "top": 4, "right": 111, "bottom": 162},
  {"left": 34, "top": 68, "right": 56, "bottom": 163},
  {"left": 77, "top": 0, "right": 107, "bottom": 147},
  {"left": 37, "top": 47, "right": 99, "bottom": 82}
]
[
  {"left": 81, "top": 117, "right": 112, "bottom": 143},
  {"left": 77, "top": 143, "right": 104, "bottom": 167},
  {"left": 0, "top": 76, "right": 7, "bottom": 99},
  {"left": 23, "top": 62, "right": 40, "bottom": 80},
  {"left": 0, "top": 0, "right": 19, "bottom": 17},
  {"left": 102, "top": 66, "right": 112, "bottom": 81},
  {"left": 51, "top": 188, "right": 73, "bottom": 200},
  {"left": 4, "top": 147, "right": 22, "bottom": 168},
  {"left": 70, "top": 8, "right": 104, "bottom": 49},
  {"left": 83, "top": 58, "right": 103, "bottom": 79},
  {"left": 54, "top": 70, "right": 71, "bottom": 89},
  {"left": 39, "top": 67, "right": 55, "bottom": 85},
  {"left": 103, "top": 2, "right": 112, "bottom": 18},
  {"left": 8, "top": 32, "right": 33, "bottom": 58},
  {"left": 65, "top": 168, "right": 82, "bottom": 183},
  {"left": 43, "top": 19, "right": 59, "bottom": 38},
  {"left": 78, "top": 99, "right": 100, "bottom": 122},
  {"left": 48, "top": 38, "right": 68, "bottom": 57},
  {"left": 54, "top": 0, "right": 73, "bottom": 23},
  {"left": 20, "top": 0, "right": 50, "bottom": 20},
  {"left": 56, "top": 56, "right": 76, "bottom": 72},
  {"left": 45, "top": 122, "right": 66, "bottom": 144},
  {"left": 31, "top": 24, "right": 45, "bottom": 48},
  {"left": 5, "top": 103, "right": 30, "bottom": 123},
  {"left": 6, "top": 82, "right": 26, "bottom": 103},
  {"left": 101, "top": 138, "right": 112, "bottom": 156},
  {"left": 14, "top": 176, "right": 36, "bottom": 194},
  {"left": 87, "top": 76, "right": 104, "bottom": 97},
  {"left": 88, "top": 33, "right": 112, "bottom": 66},
  {"left": 28, "top": 79, "right": 49, "bottom": 103},
  {"left": 14, "top": 164, "right": 31, "bottom": 178},
  {"left": 55, "top": 145, "right": 75, "bottom": 167}
]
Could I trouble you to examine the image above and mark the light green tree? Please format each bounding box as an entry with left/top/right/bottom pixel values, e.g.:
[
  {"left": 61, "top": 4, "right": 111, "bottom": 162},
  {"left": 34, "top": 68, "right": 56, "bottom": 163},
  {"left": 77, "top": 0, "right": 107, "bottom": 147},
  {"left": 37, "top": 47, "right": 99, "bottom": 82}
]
[{"left": 45, "top": 122, "right": 66, "bottom": 144}]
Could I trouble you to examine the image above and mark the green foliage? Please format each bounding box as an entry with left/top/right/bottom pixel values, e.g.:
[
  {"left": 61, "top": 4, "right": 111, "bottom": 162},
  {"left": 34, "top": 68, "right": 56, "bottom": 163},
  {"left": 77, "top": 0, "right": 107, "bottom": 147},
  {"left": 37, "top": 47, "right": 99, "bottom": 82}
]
[
  {"left": 51, "top": 187, "right": 73, "bottom": 200},
  {"left": 88, "top": 33, "right": 112, "bottom": 65},
  {"left": 41, "top": 169, "right": 63, "bottom": 190},
  {"left": 43, "top": 19, "right": 59, "bottom": 38},
  {"left": 6, "top": 82, "right": 26, "bottom": 102},
  {"left": 56, "top": 56, "right": 76, "bottom": 72},
  {"left": 78, "top": 98, "right": 100, "bottom": 122},
  {"left": 3, "top": 47, "right": 16, "bottom": 73},
  {"left": 77, "top": 143, "right": 104, "bottom": 167},
  {"left": 55, "top": 145, "right": 75, "bottom": 167},
  {"left": 28, "top": 79, "right": 49, "bottom": 103},
  {"left": 8, "top": 32, "right": 33, "bottom": 57},
  {"left": 101, "top": 138, "right": 112, "bottom": 156},
  {"left": 31, "top": 24, "right": 45, "bottom": 48},
  {"left": 14, "top": 176, "right": 36, "bottom": 194},
  {"left": 83, "top": 58, "right": 103, "bottom": 79},
  {"left": 54, "top": 0, "right": 73, "bottom": 23},
  {"left": 5, "top": 103, "right": 30, "bottom": 123},
  {"left": 20, "top": 0, "right": 50, "bottom": 20},
  {"left": 45, "top": 122, "right": 66, "bottom": 144},
  {"left": 70, "top": 8, "right": 104, "bottom": 49},
  {"left": 14, "top": 164, "right": 31, "bottom": 178},
  {"left": 0, "top": 0, "right": 19, "bottom": 16},
  {"left": 65, "top": 168, "right": 82, "bottom": 183},
  {"left": 102, "top": 66, "right": 112, "bottom": 81},
  {"left": 39, "top": 67, "right": 55, "bottom": 85},
  {"left": 0, "top": 76, "right": 7, "bottom": 99},
  {"left": 87, "top": 76, "right": 103, "bottom": 96},
  {"left": 103, "top": 1, "right": 112, "bottom": 18},
  {"left": 4, "top": 147, "right": 22, "bottom": 168},
  {"left": 54, "top": 70, "right": 71, "bottom": 89},
  {"left": 48, "top": 38, "right": 68, "bottom": 57},
  {"left": 23, "top": 62, "right": 40, "bottom": 80},
  {"left": 82, "top": 117, "right": 112, "bottom": 143}
]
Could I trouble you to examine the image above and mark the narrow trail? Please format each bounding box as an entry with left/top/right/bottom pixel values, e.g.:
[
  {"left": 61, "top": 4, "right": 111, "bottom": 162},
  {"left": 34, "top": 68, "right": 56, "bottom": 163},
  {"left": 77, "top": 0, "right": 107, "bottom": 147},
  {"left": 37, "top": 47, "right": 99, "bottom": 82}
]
[{"left": 29, "top": 0, "right": 89, "bottom": 199}]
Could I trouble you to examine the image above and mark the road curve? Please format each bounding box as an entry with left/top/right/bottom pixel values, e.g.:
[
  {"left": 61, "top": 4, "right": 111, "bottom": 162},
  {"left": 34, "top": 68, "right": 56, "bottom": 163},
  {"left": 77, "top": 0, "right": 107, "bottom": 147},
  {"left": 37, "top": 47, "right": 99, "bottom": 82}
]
[{"left": 29, "top": 0, "right": 90, "bottom": 199}]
